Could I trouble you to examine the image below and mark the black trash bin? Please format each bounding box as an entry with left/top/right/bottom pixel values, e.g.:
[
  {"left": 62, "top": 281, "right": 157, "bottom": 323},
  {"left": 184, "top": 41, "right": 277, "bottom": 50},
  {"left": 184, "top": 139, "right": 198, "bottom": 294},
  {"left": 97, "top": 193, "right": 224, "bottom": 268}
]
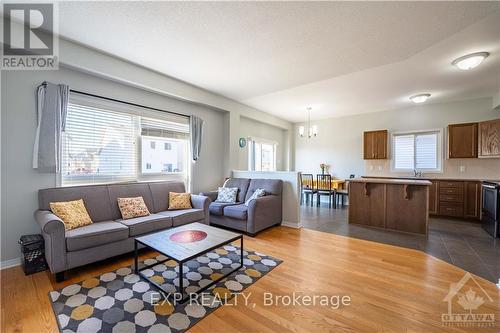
[{"left": 19, "top": 234, "right": 47, "bottom": 275}]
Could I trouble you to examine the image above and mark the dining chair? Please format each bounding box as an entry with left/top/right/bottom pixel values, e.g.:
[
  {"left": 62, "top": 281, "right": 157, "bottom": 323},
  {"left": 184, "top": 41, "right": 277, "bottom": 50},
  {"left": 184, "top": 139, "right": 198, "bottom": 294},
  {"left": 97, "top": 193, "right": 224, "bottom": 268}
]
[
  {"left": 316, "top": 174, "right": 336, "bottom": 208},
  {"left": 336, "top": 174, "right": 355, "bottom": 206},
  {"left": 300, "top": 173, "right": 316, "bottom": 206}
]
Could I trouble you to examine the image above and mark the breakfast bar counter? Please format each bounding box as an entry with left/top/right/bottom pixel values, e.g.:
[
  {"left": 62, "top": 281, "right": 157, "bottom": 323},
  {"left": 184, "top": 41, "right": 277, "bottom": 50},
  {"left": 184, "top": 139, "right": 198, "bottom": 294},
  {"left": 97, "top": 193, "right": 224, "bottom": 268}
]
[{"left": 348, "top": 178, "right": 431, "bottom": 235}]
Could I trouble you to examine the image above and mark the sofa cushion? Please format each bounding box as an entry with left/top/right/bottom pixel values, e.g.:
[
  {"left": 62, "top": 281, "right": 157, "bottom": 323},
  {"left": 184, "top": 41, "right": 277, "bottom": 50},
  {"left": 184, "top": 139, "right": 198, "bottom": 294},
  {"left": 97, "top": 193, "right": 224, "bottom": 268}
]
[
  {"left": 215, "top": 187, "right": 238, "bottom": 203},
  {"left": 168, "top": 192, "right": 193, "bottom": 210},
  {"left": 223, "top": 204, "right": 248, "bottom": 220},
  {"left": 117, "top": 197, "right": 150, "bottom": 219},
  {"left": 108, "top": 183, "right": 154, "bottom": 220},
  {"left": 245, "top": 179, "right": 283, "bottom": 201},
  {"left": 39, "top": 185, "right": 112, "bottom": 222},
  {"left": 116, "top": 213, "right": 173, "bottom": 237},
  {"left": 66, "top": 221, "right": 129, "bottom": 252},
  {"left": 224, "top": 178, "right": 251, "bottom": 203},
  {"left": 50, "top": 199, "right": 93, "bottom": 230},
  {"left": 149, "top": 182, "right": 186, "bottom": 213},
  {"left": 158, "top": 209, "right": 205, "bottom": 226},
  {"left": 209, "top": 202, "right": 241, "bottom": 216}
]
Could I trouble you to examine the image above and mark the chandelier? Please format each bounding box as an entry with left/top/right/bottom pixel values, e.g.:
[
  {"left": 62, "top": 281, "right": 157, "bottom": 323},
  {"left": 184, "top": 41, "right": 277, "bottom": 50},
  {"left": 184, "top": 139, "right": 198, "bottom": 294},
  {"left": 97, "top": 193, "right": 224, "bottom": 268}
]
[{"left": 299, "top": 107, "right": 318, "bottom": 138}]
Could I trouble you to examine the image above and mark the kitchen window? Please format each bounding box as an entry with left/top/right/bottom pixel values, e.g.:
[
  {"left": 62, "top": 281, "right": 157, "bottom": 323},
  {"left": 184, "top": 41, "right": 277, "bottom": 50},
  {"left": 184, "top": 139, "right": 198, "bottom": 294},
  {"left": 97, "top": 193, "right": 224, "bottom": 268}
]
[
  {"left": 61, "top": 93, "right": 190, "bottom": 186},
  {"left": 392, "top": 130, "right": 442, "bottom": 172}
]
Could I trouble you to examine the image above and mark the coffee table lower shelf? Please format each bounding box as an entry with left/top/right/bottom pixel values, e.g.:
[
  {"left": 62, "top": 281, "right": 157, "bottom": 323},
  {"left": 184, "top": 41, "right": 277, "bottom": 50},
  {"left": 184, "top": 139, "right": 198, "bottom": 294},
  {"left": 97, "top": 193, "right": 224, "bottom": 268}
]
[{"left": 134, "top": 235, "right": 243, "bottom": 303}]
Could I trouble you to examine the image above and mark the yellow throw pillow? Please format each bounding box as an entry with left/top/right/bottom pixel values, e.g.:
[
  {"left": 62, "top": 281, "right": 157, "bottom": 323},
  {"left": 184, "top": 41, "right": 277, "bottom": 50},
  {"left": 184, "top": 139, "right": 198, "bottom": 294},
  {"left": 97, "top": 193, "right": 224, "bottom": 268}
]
[
  {"left": 50, "top": 199, "right": 93, "bottom": 231},
  {"left": 117, "top": 197, "right": 150, "bottom": 220},
  {"left": 168, "top": 192, "right": 192, "bottom": 210}
]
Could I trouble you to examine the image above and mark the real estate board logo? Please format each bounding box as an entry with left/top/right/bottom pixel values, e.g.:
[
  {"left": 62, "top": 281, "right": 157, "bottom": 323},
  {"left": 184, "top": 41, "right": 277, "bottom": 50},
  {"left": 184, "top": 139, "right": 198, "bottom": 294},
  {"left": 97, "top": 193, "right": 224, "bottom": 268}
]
[
  {"left": 442, "top": 272, "right": 495, "bottom": 328},
  {"left": 2, "top": 2, "right": 58, "bottom": 70}
]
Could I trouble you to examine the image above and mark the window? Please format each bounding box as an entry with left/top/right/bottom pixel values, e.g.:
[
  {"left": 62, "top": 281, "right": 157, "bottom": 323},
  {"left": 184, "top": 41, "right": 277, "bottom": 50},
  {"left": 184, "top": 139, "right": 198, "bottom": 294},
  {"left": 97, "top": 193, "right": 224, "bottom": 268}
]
[
  {"left": 248, "top": 139, "right": 277, "bottom": 171},
  {"left": 61, "top": 94, "right": 190, "bottom": 186},
  {"left": 392, "top": 130, "right": 442, "bottom": 172}
]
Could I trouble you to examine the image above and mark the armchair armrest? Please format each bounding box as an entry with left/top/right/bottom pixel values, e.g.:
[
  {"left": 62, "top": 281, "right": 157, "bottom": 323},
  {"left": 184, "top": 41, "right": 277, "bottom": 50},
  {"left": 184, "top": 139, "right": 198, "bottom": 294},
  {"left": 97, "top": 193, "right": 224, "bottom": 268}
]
[
  {"left": 34, "top": 210, "right": 67, "bottom": 273},
  {"left": 199, "top": 191, "right": 218, "bottom": 202},
  {"left": 190, "top": 194, "right": 211, "bottom": 224},
  {"left": 247, "top": 195, "right": 282, "bottom": 235}
]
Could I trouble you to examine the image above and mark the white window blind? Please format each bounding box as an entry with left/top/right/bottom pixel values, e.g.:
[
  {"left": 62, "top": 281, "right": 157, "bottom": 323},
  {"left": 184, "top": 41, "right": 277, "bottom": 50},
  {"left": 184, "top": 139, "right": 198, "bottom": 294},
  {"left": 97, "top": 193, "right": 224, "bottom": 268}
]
[
  {"left": 394, "top": 135, "right": 414, "bottom": 170},
  {"left": 62, "top": 104, "right": 136, "bottom": 185},
  {"left": 415, "top": 133, "right": 438, "bottom": 169},
  {"left": 61, "top": 94, "right": 190, "bottom": 186},
  {"left": 393, "top": 130, "right": 441, "bottom": 172}
]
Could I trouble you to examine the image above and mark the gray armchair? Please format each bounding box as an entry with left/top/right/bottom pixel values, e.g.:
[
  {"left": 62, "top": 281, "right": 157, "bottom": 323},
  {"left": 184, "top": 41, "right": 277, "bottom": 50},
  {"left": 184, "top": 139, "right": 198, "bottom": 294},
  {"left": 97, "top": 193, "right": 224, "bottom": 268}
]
[{"left": 202, "top": 178, "right": 283, "bottom": 236}]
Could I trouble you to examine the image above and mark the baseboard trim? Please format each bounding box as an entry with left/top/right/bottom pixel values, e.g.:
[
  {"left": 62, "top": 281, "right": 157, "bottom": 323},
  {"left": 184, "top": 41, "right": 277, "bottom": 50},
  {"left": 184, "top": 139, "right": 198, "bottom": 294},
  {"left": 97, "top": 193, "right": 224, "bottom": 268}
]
[
  {"left": 0, "top": 257, "right": 21, "bottom": 270},
  {"left": 281, "top": 221, "right": 303, "bottom": 229}
]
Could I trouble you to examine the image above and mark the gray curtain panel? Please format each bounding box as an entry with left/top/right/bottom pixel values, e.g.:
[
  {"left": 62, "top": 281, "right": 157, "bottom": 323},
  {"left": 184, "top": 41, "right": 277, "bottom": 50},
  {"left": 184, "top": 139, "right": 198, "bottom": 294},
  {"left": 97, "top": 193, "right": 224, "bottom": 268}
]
[
  {"left": 33, "top": 82, "right": 70, "bottom": 173},
  {"left": 189, "top": 115, "right": 204, "bottom": 162}
]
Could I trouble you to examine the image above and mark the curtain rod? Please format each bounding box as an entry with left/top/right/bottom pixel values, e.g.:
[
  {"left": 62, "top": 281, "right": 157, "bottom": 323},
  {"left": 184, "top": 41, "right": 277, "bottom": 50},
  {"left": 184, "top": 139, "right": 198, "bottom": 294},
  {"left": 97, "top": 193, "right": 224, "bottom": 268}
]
[{"left": 69, "top": 89, "right": 190, "bottom": 119}]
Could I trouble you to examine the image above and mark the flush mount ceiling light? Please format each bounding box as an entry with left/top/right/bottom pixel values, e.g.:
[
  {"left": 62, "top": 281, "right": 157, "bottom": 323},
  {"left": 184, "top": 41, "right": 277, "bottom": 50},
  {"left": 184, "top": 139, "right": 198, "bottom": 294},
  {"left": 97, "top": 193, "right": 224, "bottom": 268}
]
[
  {"left": 452, "top": 52, "right": 489, "bottom": 70},
  {"left": 299, "top": 107, "right": 318, "bottom": 138},
  {"left": 409, "top": 93, "right": 431, "bottom": 104}
]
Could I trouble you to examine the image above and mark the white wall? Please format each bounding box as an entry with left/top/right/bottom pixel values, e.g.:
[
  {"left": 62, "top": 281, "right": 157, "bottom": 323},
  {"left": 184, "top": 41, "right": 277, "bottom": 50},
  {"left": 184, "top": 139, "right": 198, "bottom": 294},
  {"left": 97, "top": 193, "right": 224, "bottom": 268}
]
[
  {"left": 0, "top": 67, "right": 227, "bottom": 263},
  {"left": 294, "top": 97, "right": 500, "bottom": 180},
  {"left": 238, "top": 117, "right": 287, "bottom": 171}
]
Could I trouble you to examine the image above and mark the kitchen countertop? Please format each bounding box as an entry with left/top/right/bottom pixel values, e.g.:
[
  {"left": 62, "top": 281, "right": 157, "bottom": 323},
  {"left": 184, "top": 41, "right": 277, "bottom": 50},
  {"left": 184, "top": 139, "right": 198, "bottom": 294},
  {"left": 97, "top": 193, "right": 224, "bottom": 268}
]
[
  {"left": 362, "top": 176, "right": 498, "bottom": 182},
  {"left": 352, "top": 178, "right": 432, "bottom": 186}
]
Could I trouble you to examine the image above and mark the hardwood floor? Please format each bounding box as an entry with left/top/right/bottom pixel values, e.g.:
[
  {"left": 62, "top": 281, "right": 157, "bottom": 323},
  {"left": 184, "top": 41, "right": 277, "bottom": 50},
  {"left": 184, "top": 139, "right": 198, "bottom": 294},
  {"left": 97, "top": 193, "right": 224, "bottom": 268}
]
[{"left": 2, "top": 226, "right": 499, "bottom": 332}]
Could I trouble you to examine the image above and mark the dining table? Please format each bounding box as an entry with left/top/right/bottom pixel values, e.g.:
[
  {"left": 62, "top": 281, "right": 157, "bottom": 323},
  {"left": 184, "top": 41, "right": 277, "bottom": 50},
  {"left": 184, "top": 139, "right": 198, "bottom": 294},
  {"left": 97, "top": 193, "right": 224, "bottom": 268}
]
[{"left": 302, "top": 178, "right": 346, "bottom": 190}]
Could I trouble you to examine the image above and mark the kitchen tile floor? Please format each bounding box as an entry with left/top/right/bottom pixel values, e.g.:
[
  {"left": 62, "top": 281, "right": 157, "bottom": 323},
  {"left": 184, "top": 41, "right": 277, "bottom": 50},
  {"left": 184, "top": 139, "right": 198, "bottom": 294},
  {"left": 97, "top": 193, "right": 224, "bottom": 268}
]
[{"left": 301, "top": 203, "right": 500, "bottom": 284}]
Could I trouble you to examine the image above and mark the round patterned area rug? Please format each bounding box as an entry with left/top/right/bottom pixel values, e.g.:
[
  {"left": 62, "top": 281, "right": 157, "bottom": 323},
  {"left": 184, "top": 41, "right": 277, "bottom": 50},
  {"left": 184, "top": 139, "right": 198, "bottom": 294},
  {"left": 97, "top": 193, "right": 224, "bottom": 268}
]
[{"left": 49, "top": 245, "right": 282, "bottom": 333}]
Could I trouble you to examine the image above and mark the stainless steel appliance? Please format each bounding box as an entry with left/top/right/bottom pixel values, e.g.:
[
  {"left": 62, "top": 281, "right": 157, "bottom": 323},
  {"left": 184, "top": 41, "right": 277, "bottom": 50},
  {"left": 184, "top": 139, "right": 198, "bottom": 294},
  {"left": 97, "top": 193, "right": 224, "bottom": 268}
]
[{"left": 481, "top": 181, "right": 500, "bottom": 238}]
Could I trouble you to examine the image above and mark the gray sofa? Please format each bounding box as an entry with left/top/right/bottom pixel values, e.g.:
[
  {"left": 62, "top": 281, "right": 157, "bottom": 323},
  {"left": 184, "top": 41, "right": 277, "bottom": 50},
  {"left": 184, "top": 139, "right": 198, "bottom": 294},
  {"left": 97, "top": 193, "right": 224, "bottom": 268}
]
[
  {"left": 202, "top": 178, "right": 283, "bottom": 236},
  {"left": 35, "top": 181, "right": 210, "bottom": 281}
]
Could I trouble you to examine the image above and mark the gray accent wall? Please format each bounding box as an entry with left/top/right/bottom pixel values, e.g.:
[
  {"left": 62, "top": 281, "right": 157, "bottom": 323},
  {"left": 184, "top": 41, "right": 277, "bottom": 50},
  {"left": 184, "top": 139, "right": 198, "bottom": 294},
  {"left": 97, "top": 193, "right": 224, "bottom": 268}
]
[{"left": 1, "top": 67, "right": 226, "bottom": 263}]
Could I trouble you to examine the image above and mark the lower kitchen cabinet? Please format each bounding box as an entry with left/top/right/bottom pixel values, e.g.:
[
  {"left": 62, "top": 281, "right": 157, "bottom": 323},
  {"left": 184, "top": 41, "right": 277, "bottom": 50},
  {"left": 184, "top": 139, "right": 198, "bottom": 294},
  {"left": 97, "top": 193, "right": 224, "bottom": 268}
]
[{"left": 428, "top": 180, "right": 481, "bottom": 221}]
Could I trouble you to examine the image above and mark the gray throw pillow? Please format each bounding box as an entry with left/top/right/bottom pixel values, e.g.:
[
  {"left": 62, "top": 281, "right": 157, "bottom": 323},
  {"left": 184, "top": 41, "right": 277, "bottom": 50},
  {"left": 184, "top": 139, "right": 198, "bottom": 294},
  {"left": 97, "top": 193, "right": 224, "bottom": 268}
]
[
  {"left": 216, "top": 187, "right": 238, "bottom": 203},
  {"left": 245, "top": 188, "right": 266, "bottom": 206}
]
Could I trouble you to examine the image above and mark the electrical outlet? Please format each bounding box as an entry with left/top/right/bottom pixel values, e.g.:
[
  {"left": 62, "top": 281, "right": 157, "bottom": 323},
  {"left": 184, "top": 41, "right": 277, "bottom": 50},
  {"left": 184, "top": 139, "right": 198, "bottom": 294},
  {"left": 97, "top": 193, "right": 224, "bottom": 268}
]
[
  {"left": 370, "top": 165, "right": 374, "bottom": 171},
  {"left": 459, "top": 166, "right": 466, "bottom": 173},
  {"left": 378, "top": 165, "right": 383, "bottom": 171}
]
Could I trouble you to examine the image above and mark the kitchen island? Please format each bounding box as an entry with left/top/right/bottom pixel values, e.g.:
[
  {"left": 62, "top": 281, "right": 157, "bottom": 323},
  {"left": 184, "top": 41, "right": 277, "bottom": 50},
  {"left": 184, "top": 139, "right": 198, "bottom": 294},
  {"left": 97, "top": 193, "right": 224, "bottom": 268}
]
[{"left": 348, "top": 178, "right": 432, "bottom": 236}]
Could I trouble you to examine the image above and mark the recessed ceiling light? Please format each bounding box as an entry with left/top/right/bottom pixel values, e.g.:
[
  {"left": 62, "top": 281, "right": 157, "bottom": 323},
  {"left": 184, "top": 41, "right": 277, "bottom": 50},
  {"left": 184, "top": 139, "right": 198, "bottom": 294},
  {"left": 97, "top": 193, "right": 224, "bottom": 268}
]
[
  {"left": 410, "top": 94, "right": 431, "bottom": 104},
  {"left": 452, "top": 52, "right": 489, "bottom": 70}
]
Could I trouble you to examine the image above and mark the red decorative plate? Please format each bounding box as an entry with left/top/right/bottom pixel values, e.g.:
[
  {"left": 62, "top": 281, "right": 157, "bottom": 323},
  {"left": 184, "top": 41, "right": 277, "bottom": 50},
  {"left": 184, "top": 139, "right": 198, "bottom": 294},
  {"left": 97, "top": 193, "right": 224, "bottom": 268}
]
[{"left": 169, "top": 230, "right": 207, "bottom": 243}]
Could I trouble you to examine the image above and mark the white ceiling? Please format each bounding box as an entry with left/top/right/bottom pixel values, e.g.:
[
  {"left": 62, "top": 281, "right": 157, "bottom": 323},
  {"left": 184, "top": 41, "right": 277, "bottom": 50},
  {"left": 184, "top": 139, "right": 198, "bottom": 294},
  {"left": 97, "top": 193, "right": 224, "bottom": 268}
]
[{"left": 57, "top": 1, "right": 500, "bottom": 122}]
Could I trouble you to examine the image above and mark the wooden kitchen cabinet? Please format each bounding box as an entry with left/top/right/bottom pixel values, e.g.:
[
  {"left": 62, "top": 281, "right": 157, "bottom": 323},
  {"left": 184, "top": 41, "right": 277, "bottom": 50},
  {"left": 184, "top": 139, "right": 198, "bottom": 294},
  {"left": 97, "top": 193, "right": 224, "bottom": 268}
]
[
  {"left": 428, "top": 180, "right": 438, "bottom": 215},
  {"left": 432, "top": 180, "right": 481, "bottom": 220},
  {"left": 478, "top": 119, "right": 500, "bottom": 158},
  {"left": 448, "top": 122, "right": 478, "bottom": 158},
  {"left": 363, "top": 130, "right": 388, "bottom": 160},
  {"left": 464, "top": 181, "right": 481, "bottom": 220}
]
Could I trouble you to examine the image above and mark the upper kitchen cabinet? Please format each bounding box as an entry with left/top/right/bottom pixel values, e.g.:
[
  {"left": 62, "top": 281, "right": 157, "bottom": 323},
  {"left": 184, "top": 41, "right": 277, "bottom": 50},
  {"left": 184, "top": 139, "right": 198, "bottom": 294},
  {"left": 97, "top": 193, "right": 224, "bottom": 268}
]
[
  {"left": 364, "top": 130, "right": 388, "bottom": 160},
  {"left": 478, "top": 119, "right": 500, "bottom": 158},
  {"left": 448, "top": 122, "right": 478, "bottom": 158}
]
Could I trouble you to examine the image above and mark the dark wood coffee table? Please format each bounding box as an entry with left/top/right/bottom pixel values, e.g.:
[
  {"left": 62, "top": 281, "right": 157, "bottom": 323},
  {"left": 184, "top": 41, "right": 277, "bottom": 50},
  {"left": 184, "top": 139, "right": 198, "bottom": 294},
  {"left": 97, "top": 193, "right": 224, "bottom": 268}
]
[{"left": 134, "top": 222, "right": 243, "bottom": 303}]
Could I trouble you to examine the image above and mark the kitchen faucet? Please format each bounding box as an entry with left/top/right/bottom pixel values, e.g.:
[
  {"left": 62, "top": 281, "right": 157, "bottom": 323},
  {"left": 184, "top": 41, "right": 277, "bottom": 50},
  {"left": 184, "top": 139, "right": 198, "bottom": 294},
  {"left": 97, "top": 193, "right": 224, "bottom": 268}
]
[{"left": 413, "top": 169, "right": 423, "bottom": 177}]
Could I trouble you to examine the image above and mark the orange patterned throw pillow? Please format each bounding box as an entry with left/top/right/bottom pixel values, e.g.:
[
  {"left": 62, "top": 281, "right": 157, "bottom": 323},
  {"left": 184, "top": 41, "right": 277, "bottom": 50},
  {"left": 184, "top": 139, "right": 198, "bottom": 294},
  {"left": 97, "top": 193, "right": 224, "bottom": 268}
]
[
  {"left": 168, "top": 192, "right": 192, "bottom": 210},
  {"left": 50, "top": 199, "right": 93, "bottom": 230},
  {"left": 117, "top": 197, "right": 150, "bottom": 220}
]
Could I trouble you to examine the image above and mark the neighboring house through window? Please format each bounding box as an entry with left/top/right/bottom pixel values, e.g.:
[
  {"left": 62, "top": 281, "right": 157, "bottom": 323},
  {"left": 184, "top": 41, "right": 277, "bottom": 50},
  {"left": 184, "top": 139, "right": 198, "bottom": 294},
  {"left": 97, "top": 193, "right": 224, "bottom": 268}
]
[
  {"left": 61, "top": 93, "right": 190, "bottom": 186},
  {"left": 248, "top": 138, "right": 277, "bottom": 171}
]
